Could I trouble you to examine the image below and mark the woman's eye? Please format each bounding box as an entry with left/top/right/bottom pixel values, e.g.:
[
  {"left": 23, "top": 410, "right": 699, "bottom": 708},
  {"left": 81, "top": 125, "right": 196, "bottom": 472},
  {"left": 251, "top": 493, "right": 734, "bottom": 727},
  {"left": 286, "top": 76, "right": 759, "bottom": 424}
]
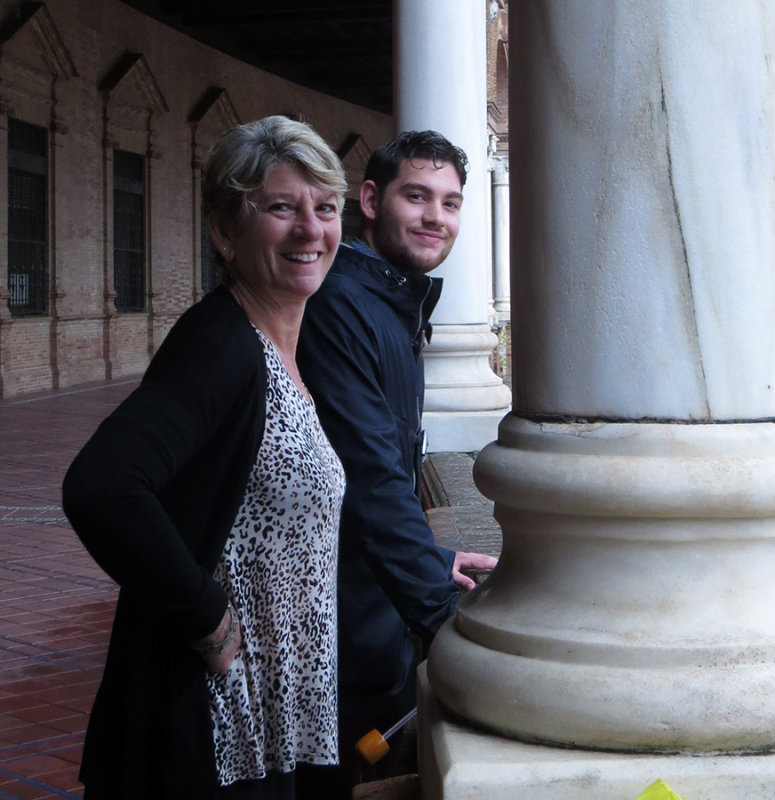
[
  {"left": 317, "top": 204, "right": 338, "bottom": 217},
  {"left": 269, "top": 202, "right": 294, "bottom": 213}
]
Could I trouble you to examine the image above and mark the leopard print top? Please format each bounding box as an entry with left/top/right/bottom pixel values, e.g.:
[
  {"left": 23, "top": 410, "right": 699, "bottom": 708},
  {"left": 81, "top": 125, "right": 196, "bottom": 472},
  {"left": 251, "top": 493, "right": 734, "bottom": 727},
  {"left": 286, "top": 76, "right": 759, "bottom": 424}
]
[{"left": 207, "top": 330, "right": 345, "bottom": 785}]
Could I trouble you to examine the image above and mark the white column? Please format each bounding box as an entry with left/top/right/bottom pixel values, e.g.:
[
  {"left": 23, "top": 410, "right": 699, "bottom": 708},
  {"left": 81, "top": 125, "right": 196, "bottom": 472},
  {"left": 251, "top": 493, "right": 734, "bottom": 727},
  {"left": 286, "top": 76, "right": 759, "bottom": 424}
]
[
  {"left": 394, "top": 0, "right": 510, "bottom": 453},
  {"left": 420, "top": 2, "right": 775, "bottom": 797},
  {"left": 491, "top": 156, "right": 510, "bottom": 322}
]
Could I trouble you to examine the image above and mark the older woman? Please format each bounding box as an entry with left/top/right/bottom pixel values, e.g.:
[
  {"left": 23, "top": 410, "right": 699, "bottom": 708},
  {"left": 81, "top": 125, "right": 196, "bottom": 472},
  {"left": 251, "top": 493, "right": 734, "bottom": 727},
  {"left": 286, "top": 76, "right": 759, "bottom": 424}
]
[{"left": 62, "top": 116, "right": 348, "bottom": 800}]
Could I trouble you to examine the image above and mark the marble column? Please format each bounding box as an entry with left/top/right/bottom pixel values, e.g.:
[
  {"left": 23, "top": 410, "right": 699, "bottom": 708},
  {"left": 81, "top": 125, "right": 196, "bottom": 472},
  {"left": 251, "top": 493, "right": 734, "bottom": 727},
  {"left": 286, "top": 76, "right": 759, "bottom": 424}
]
[
  {"left": 491, "top": 156, "right": 510, "bottom": 323},
  {"left": 394, "top": 0, "right": 510, "bottom": 453},
  {"left": 420, "top": 2, "right": 775, "bottom": 797}
]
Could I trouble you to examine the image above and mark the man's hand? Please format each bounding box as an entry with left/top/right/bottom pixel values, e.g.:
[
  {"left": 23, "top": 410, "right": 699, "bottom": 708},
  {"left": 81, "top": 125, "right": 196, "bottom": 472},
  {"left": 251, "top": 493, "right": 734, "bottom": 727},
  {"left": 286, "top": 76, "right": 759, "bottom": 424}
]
[{"left": 452, "top": 551, "right": 498, "bottom": 591}]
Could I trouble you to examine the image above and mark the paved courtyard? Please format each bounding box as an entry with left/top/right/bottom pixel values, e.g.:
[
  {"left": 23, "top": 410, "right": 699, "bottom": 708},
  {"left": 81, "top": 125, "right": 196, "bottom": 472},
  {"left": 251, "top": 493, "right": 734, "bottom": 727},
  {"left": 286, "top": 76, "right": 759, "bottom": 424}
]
[
  {"left": 0, "top": 379, "right": 502, "bottom": 799},
  {"left": 0, "top": 380, "right": 137, "bottom": 799}
]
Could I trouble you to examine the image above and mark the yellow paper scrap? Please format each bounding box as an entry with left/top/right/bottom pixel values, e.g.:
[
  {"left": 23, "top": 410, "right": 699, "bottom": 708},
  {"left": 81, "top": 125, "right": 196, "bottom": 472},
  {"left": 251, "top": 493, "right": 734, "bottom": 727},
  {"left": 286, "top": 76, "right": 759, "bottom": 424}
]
[{"left": 635, "top": 778, "right": 686, "bottom": 800}]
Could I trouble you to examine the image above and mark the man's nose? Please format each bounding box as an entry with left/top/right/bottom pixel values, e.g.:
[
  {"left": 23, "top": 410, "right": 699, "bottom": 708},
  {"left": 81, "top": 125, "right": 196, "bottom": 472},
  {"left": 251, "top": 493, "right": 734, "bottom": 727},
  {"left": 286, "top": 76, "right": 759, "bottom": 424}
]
[{"left": 422, "top": 199, "right": 445, "bottom": 227}]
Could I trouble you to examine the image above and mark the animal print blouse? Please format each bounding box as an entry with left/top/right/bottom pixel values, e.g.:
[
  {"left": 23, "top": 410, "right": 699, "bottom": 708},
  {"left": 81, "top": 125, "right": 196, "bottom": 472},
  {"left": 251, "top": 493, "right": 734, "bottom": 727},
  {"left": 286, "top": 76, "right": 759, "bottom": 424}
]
[{"left": 207, "top": 330, "right": 345, "bottom": 785}]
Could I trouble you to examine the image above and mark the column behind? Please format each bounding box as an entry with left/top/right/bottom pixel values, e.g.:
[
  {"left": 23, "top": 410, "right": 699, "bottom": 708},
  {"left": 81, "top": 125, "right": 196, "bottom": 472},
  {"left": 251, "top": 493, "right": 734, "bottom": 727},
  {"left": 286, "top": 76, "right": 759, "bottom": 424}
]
[{"left": 394, "top": 0, "right": 511, "bottom": 453}]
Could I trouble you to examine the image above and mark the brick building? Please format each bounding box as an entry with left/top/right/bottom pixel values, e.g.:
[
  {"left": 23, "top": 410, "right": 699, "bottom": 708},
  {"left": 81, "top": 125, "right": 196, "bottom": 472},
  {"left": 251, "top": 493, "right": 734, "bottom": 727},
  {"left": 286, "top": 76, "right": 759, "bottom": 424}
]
[{"left": 0, "top": 0, "right": 391, "bottom": 397}]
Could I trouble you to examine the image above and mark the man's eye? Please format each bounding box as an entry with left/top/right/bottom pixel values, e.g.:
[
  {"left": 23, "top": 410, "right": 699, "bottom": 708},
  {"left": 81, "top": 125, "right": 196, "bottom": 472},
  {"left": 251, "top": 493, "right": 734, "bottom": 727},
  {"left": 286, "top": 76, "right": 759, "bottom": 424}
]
[
  {"left": 444, "top": 201, "right": 460, "bottom": 210},
  {"left": 408, "top": 193, "right": 425, "bottom": 202}
]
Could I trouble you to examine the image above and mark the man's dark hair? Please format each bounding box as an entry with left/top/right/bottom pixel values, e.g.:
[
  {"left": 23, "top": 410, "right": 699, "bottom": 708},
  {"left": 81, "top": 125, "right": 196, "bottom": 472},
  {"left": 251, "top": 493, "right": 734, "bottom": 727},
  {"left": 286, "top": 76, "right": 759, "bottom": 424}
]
[{"left": 364, "top": 130, "right": 468, "bottom": 192}]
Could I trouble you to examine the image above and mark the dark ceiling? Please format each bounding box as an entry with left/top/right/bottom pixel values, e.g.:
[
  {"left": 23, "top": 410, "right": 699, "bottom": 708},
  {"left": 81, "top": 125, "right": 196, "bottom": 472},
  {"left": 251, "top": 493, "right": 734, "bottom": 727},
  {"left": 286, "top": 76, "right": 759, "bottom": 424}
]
[{"left": 120, "top": 0, "right": 394, "bottom": 115}]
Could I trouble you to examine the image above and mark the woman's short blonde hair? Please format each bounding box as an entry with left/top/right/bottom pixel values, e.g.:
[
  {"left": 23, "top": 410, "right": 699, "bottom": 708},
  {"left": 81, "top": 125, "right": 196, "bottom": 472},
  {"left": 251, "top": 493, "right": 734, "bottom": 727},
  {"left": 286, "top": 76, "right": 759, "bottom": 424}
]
[{"left": 203, "top": 115, "right": 348, "bottom": 231}]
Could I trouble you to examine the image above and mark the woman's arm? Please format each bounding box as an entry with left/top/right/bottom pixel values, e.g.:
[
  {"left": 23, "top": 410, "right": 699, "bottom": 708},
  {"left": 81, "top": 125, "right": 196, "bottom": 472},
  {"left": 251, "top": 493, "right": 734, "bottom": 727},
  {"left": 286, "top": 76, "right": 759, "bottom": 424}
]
[{"left": 63, "top": 291, "right": 265, "bottom": 642}]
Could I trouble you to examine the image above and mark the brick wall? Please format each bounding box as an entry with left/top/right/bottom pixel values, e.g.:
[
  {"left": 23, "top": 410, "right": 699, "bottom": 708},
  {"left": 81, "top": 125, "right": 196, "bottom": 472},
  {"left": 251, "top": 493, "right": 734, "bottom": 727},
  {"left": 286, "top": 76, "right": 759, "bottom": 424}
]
[{"left": 0, "top": 0, "right": 391, "bottom": 398}]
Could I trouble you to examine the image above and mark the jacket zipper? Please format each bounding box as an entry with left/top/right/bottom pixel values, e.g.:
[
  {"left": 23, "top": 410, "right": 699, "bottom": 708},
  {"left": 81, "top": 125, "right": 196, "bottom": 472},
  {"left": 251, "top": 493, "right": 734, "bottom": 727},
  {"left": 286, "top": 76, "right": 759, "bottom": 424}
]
[{"left": 413, "top": 276, "right": 434, "bottom": 355}]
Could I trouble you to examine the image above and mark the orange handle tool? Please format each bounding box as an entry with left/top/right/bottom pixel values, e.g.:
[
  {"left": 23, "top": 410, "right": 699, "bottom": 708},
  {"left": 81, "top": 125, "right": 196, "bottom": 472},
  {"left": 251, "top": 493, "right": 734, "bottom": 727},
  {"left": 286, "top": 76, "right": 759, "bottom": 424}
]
[{"left": 355, "top": 707, "right": 418, "bottom": 765}]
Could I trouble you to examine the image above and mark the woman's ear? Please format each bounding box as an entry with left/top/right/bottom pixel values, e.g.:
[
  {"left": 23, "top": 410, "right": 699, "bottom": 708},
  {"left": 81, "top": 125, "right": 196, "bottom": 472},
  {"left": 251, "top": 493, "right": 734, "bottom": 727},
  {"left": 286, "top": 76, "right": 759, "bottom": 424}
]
[
  {"left": 359, "top": 180, "right": 380, "bottom": 221},
  {"left": 207, "top": 214, "right": 233, "bottom": 262}
]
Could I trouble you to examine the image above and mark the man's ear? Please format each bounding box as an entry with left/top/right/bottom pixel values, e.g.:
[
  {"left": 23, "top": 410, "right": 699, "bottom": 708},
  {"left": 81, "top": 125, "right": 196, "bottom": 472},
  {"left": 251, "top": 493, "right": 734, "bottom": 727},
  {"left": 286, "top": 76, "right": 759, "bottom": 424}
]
[{"left": 359, "top": 180, "right": 379, "bottom": 221}]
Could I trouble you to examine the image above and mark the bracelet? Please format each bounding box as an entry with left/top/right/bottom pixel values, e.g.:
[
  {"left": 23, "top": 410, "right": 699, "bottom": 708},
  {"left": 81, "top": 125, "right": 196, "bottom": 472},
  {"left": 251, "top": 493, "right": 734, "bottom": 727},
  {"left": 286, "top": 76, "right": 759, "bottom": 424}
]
[{"left": 191, "top": 603, "right": 238, "bottom": 655}]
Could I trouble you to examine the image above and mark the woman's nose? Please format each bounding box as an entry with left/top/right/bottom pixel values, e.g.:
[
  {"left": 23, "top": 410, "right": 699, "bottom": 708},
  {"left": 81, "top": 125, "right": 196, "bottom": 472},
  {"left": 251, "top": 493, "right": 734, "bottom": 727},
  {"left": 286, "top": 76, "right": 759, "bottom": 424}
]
[{"left": 294, "top": 206, "right": 324, "bottom": 238}]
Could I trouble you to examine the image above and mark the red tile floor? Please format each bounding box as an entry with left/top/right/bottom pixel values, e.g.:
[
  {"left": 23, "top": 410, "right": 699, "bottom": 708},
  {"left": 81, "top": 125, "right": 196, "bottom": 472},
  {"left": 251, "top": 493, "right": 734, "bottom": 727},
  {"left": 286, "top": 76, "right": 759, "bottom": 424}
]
[
  {"left": 0, "top": 378, "right": 498, "bottom": 799},
  {"left": 0, "top": 379, "right": 138, "bottom": 800}
]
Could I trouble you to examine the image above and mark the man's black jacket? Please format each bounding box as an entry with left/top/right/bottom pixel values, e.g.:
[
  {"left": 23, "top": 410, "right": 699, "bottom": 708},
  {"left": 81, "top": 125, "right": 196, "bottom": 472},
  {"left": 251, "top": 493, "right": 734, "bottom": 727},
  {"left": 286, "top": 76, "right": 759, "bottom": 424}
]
[{"left": 298, "top": 240, "right": 458, "bottom": 722}]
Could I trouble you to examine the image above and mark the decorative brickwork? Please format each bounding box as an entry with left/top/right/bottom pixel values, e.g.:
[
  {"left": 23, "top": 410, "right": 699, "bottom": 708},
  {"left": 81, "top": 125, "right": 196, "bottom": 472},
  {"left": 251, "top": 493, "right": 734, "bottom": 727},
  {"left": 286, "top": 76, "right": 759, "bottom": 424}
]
[{"left": 0, "top": 0, "right": 389, "bottom": 398}]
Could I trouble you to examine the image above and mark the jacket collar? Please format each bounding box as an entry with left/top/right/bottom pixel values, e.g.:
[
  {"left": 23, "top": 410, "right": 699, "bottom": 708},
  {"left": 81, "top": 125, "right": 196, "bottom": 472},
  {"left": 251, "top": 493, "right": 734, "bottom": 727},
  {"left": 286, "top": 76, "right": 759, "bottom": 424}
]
[{"left": 333, "top": 240, "right": 443, "bottom": 334}]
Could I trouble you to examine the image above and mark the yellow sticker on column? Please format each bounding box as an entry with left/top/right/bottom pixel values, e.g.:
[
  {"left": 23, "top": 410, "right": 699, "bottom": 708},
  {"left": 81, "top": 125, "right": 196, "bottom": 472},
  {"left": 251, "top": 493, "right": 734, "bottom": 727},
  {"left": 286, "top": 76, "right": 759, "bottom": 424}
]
[{"left": 635, "top": 779, "right": 686, "bottom": 800}]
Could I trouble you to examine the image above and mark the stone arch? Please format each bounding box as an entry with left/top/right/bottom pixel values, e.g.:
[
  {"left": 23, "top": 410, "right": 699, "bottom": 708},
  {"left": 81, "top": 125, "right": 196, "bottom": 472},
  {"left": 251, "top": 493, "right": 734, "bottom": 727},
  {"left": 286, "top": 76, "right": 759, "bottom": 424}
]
[{"left": 189, "top": 87, "right": 242, "bottom": 300}]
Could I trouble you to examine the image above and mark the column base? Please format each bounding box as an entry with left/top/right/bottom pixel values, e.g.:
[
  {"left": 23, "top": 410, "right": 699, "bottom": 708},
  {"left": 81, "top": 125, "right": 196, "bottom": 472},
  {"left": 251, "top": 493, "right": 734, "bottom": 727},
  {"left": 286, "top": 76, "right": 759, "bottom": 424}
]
[
  {"left": 423, "top": 409, "right": 506, "bottom": 453},
  {"left": 428, "top": 417, "right": 775, "bottom": 752},
  {"left": 420, "top": 324, "right": 511, "bottom": 452},
  {"left": 418, "top": 664, "right": 775, "bottom": 800}
]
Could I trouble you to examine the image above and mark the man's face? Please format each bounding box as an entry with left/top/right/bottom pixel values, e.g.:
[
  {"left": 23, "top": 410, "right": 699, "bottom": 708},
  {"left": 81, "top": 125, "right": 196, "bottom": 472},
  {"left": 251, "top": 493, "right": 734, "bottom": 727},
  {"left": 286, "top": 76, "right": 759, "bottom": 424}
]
[{"left": 361, "top": 158, "right": 463, "bottom": 274}]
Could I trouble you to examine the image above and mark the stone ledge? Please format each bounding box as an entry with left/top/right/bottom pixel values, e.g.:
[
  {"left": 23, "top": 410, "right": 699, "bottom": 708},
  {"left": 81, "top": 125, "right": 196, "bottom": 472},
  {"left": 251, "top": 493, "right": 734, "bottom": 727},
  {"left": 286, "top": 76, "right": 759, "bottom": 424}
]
[
  {"left": 353, "top": 775, "right": 420, "bottom": 800},
  {"left": 418, "top": 663, "right": 775, "bottom": 800}
]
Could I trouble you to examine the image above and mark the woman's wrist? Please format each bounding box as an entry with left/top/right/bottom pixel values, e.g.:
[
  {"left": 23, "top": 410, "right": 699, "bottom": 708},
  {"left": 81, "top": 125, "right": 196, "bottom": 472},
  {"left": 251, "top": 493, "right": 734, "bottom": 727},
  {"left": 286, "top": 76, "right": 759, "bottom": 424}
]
[{"left": 190, "top": 603, "right": 238, "bottom": 655}]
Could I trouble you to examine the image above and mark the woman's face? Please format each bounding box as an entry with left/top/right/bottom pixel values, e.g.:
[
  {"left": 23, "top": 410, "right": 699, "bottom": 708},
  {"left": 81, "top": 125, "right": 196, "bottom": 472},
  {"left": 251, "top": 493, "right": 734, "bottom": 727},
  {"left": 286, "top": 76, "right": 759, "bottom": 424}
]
[{"left": 227, "top": 161, "right": 341, "bottom": 305}]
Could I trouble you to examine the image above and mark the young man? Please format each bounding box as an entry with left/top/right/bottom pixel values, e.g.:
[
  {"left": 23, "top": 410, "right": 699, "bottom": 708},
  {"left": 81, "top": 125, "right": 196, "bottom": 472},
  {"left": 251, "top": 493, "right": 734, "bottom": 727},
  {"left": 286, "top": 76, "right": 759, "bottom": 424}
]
[{"left": 297, "top": 131, "right": 497, "bottom": 792}]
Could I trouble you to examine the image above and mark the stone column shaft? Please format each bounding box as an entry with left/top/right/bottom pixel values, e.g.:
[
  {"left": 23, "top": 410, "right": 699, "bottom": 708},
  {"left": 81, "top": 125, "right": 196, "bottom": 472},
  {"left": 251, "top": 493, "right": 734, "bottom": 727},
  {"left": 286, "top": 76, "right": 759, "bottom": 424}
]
[
  {"left": 424, "top": 2, "right": 775, "bottom": 792},
  {"left": 394, "top": 0, "right": 510, "bottom": 452},
  {"left": 491, "top": 156, "right": 510, "bottom": 321}
]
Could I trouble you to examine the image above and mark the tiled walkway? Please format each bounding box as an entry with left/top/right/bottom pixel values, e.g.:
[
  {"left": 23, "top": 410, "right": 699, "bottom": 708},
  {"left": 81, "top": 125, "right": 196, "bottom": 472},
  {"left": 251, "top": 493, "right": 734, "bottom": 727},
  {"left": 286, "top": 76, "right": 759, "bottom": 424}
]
[
  {"left": 0, "top": 379, "right": 502, "bottom": 800},
  {"left": 0, "top": 380, "right": 137, "bottom": 800}
]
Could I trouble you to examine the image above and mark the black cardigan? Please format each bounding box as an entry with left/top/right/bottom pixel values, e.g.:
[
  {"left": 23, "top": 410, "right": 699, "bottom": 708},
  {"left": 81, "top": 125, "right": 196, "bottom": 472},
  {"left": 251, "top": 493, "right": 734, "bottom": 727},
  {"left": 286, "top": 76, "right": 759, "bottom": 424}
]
[{"left": 62, "top": 287, "right": 266, "bottom": 799}]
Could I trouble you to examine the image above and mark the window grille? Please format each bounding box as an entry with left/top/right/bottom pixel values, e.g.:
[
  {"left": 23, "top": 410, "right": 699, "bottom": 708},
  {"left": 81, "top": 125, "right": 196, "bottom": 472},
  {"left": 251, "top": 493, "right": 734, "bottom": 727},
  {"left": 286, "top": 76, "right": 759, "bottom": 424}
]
[
  {"left": 7, "top": 119, "right": 47, "bottom": 317},
  {"left": 201, "top": 199, "right": 219, "bottom": 294},
  {"left": 113, "top": 150, "right": 145, "bottom": 312}
]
